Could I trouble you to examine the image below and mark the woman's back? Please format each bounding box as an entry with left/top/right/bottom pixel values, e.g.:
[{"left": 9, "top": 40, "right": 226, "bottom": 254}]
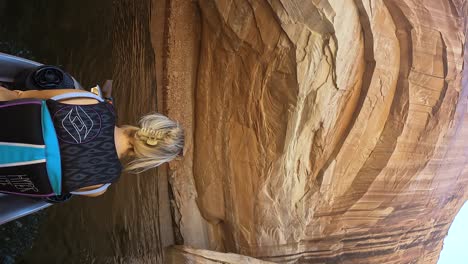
[
  {"left": 0, "top": 86, "right": 184, "bottom": 198},
  {"left": 46, "top": 94, "right": 122, "bottom": 193},
  {"left": 0, "top": 89, "right": 121, "bottom": 197}
]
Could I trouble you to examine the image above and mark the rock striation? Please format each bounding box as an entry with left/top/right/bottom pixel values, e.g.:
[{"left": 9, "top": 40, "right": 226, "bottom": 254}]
[
  {"left": 166, "top": 246, "right": 274, "bottom": 263},
  {"left": 154, "top": 0, "right": 468, "bottom": 263}
]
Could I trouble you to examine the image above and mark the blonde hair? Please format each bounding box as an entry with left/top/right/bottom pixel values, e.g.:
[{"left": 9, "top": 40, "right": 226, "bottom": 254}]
[{"left": 125, "top": 113, "right": 184, "bottom": 173}]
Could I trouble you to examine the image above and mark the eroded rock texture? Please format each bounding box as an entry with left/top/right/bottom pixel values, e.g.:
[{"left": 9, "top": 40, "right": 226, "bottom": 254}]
[
  {"left": 166, "top": 246, "right": 273, "bottom": 263},
  {"left": 156, "top": 0, "right": 468, "bottom": 263}
]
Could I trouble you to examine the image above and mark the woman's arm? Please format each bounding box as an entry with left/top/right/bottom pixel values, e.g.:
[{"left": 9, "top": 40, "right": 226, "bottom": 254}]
[
  {"left": 76, "top": 184, "right": 107, "bottom": 197},
  {"left": 0, "top": 87, "right": 98, "bottom": 105},
  {"left": 0, "top": 87, "right": 21, "bottom": 100},
  {"left": 15, "top": 88, "right": 90, "bottom": 99}
]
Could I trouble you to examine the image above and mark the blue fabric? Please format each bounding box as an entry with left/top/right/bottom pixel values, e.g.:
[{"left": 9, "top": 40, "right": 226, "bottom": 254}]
[
  {"left": 0, "top": 144, "right": 45, "bottom": 164},
  {"left": 42, "top": 101, "right": 62, "bottom": 195}
]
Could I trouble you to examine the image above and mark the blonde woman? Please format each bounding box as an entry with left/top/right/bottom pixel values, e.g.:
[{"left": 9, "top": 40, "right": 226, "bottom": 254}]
[{"left": 0, "top": 87, "right": 184, "bottom": 198}]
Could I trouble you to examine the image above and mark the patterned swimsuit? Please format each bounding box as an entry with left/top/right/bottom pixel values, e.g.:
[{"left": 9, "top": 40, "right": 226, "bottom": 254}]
[
  {"left": 46, "top": 96, "right": 122, "bottom": 193},
  {"left": 0, "top": 92, "right": 122, "bottom": 197}
]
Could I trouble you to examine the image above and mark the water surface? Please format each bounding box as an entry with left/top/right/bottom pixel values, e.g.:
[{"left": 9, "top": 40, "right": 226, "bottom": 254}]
[{"left": 0, "top": 0, "right": 167, "bottom": 262}]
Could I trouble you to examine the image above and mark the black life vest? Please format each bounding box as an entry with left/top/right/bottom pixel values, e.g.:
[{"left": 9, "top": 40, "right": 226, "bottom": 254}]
[{"left": 0, "top": 92, "right": 122, "bottom": 197}]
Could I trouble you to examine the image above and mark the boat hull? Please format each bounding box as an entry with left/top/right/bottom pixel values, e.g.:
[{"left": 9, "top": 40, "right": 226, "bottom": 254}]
[{"left": 0, "top": 52, "right": 77, "bottom": 225}]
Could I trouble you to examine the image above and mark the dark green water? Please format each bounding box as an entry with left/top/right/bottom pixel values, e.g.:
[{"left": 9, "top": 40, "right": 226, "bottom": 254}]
[
  {"left": 0, "top": 0, "right": 113, "bottom": 86},
  {"left": 0, "top": 0, "right": 165, "bottom": 263}
]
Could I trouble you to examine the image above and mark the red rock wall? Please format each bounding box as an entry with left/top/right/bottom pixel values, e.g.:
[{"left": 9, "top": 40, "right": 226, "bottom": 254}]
[
  {"left": 158, "top": 0, "right": 468, "bottom": 263},
  {"left": 166, "top": 246, "right": 273, "bottom": 263}
]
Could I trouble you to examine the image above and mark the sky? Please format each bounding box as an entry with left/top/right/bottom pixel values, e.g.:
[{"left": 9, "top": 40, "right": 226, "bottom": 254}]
[{"left": 438, "top": 201, "right": 468, "bottom": 264}]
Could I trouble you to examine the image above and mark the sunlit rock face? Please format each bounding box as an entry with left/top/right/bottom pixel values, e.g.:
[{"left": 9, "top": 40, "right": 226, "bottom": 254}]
[
  {"left": 166, "top": 246, "right": 273, "bottom": 263},
  {"left": 159, "top": 0, "right": 468, "bottom": 263}
]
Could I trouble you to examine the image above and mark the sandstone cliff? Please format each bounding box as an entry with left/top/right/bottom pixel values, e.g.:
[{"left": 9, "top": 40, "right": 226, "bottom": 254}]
[
  {"left": 153, "top": 0, "right": 468, "bottom": 263},
  {"left": 166, "top": 246, "right": 274, "bottom": 263}
]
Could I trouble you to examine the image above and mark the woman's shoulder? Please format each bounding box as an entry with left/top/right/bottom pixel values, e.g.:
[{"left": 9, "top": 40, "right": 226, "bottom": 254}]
[
  {"left": 54, "top": 97, "right": 100, "bottom": 105},
  {"left": 71, "top": 184, "right": 110, "bottom": 197}
]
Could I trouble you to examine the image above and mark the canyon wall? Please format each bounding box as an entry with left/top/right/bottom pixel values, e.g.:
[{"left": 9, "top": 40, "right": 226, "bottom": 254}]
[
  {"left": 154, "top": 0, "right": 468, "bottom": 263},
  {"left": 166, "top": 246, "right": 273, "bottom": 263}
]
